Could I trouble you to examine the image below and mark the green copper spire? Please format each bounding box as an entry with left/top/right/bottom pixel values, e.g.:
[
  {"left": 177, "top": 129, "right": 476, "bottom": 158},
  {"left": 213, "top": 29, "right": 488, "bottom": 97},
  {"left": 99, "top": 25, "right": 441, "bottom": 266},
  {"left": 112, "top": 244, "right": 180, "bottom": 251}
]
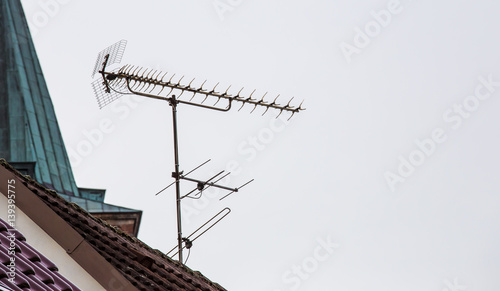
[{"left": 0, "top": 0, "right": 79, "bottom": 195}]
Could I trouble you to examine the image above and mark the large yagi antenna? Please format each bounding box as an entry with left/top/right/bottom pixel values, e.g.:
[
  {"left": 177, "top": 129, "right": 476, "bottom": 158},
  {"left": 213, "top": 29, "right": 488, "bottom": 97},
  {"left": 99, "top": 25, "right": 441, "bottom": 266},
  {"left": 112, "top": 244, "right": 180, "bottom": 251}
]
[
  {"left": 91, "top": 41, "right": 305, "bottom": 265},
  {"left": 92, "top": 42, "right": 305, "bottom": 118}
]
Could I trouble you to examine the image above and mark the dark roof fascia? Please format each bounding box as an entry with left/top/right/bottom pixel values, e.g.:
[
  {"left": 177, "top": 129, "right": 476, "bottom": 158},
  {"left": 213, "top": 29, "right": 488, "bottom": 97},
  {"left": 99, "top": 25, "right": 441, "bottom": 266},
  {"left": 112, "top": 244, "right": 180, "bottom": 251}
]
[
  {"left": 77, "top": 187, "right": 107, "bottom": 192},
  {"left": 90, "top": 210, "right": 142, "bottom": 237},
  {"left": 60, "top": 193, "right": 142, "bottom": 213}
]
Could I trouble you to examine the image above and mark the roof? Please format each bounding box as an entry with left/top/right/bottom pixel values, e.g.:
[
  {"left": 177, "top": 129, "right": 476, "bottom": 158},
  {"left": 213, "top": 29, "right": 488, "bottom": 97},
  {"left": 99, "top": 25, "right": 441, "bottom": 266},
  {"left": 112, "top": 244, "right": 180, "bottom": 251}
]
[
  {"left": 0, "top": 159, "right": 227, "bottom": 291},
  {"left": 59, "top": 194, "right": 140, "bottom": 213},
  {"left": 0, "top": 218, "right": 81, "bottom": 291}
]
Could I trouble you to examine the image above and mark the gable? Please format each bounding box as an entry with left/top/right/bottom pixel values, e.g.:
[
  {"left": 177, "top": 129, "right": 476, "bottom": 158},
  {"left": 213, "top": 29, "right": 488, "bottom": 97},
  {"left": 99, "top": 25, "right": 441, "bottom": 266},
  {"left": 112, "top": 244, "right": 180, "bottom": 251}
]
[
  {"left": 0, "top": 187, "right": 106, "bottom": 290},
  {"left": 0, "top": 207, "right": 99, "bottom": 290}
]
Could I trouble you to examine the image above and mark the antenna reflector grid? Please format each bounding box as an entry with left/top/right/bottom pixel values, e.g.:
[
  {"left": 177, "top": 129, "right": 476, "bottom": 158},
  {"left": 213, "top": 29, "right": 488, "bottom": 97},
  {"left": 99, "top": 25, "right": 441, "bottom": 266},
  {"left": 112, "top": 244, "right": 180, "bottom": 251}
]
[
  {"left": 91, "top": 39, "right": 127, "bottom": 77},
  {"left": 91, "top": 70, "right": 127, "bottom": 109}
]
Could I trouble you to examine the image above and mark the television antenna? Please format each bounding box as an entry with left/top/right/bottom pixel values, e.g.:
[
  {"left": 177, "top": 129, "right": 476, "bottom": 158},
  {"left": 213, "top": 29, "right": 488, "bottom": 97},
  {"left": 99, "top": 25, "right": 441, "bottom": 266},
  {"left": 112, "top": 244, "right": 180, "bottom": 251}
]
[{"left": 91, "top": 40, "right": 305, "bottom": 264}]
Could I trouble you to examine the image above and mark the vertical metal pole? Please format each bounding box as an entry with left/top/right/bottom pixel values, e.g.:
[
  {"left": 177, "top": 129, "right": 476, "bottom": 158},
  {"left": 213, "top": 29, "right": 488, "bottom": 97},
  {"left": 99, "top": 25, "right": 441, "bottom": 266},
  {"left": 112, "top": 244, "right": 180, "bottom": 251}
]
[{"left": 170, "top": 95, "right": 183, "bottom": 264}]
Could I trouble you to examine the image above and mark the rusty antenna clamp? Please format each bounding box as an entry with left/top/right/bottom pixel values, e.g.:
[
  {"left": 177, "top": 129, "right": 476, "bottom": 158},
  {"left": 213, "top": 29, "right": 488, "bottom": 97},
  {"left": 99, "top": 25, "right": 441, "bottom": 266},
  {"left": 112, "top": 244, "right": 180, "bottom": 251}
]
[{"left": 91, "top": 40, "right": 305, "bottom": 264}]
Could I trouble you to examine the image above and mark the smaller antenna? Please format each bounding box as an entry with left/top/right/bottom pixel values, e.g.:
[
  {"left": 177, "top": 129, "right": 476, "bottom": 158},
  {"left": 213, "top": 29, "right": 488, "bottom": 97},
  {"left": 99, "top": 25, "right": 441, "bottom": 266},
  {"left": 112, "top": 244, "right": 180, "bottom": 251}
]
[
  {"left": 178, "top": 171, "right": 253, "bottom": 200},
  {"left": 219, "top": 179, "right": 254, "bottom": 201},
  {"left": 166, "top": 208, "right": 231, "bottom": 257},
  {"left": 155, "top": 159, "right": 211, "bottom": 196},
  {"left": 156, "top": 159, "right": 253, "bottom": 200}
]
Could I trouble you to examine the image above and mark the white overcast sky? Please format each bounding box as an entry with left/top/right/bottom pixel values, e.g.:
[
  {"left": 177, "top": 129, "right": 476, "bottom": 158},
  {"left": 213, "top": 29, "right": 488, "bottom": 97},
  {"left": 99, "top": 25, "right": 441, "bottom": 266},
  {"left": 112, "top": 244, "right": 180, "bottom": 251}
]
[{"left": 19, "top": 0, "right": 500, "bottom": 290}]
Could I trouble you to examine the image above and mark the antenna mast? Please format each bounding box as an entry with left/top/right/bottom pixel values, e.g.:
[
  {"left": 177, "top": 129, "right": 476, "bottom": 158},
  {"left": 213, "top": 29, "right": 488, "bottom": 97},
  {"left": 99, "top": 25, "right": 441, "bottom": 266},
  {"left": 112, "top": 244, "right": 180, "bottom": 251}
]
[{"left": 92, "top": 40, "right": 305, "bottom": 264}]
